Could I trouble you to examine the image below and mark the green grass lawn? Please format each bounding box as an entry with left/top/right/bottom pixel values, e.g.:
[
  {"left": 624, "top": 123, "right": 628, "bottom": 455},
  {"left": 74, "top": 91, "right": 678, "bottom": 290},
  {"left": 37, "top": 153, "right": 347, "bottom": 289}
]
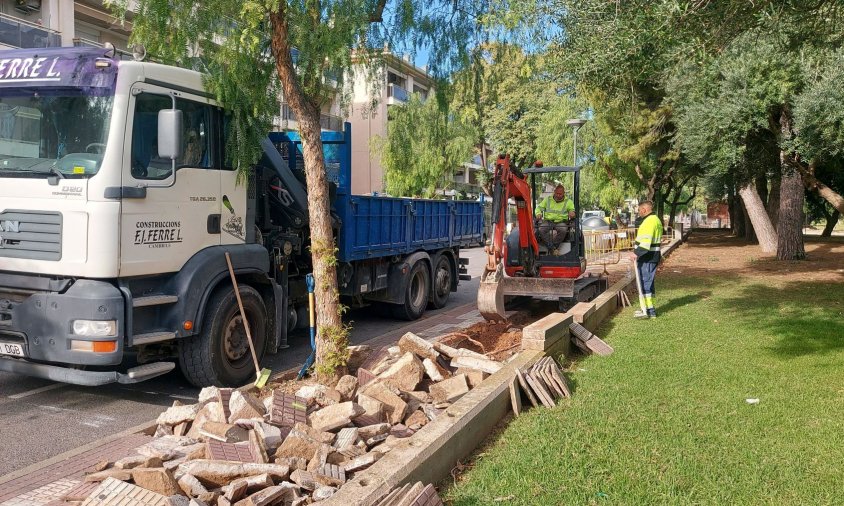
[{"left": 445, "top": 249, "right": 844, "bottom": 505}]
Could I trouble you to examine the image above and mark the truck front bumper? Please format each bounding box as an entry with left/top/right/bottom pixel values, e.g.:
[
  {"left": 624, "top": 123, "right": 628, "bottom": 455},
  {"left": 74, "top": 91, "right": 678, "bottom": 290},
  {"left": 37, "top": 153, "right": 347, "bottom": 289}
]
[
  {"left": 0, "top": 357, "right": 175, "bottom": 386},
  {"left": 0, "top": 275, "right": 125, "bottom": 366}
]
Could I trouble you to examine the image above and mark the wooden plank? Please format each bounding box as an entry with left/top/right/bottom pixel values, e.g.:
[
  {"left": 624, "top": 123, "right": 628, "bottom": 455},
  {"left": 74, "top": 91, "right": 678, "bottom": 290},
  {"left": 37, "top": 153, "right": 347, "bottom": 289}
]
[
  {"left": 524, "top": 371, "right": 554, "bottom": 408},
  {"left": 516, "top": 368, "right": 539, "bottom": 408},
  {"left": 509, "top": 377, "right": 522, "bottom": 417},
  {"left": 548, "top": 362, "right": 571, "bottom": 398}
]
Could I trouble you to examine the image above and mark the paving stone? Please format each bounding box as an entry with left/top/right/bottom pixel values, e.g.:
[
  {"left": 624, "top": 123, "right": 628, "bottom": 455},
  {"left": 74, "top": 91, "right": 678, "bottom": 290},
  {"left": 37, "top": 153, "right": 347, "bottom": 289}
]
[
  {"left": 157, "top": 402, "right": 201, "bottom": 426},
  {"left": 307, "top": 443, "right": 333, "bottom": 472},
  {"left": 187, "top": 402, "right": 227, "bottom": 439},
  {"left": 408, "top": 483, "right": 444, "bottom": 506},
  {"left": 333, "top": 427, "right": 359, "bottom": 449},
  {"left": 269, "top": 393, "right": 309, "bottom": 427},
  {"left": 275, "top": 456, "right": 307, "bottom": 471},
  {"left": 62, "top": 481, "right": 100, "bottom": 501},
  {"left": 356, "top": 368, "right": 377, "bottom": 388},
  {"left": 337, "top": 445, "right": 366, "bottom": 459},
  {"left": 308, "top": 402, "right": 364, "bottom": 432},
  {"left": 291, "top": 421, "right": 336, "bottom": 445},
  {"left": 232, "top": 484, "right": 297, "bottom": 506},
  {"left": 290, "top": 469, "right": 318, "bottom": 491},
  {"left": 509, "top": 378, "right": 522, "bottom": 417},
  {"left": 205, "top": 439, "right": 258, "bottom": 463},
  {"left": 454, "top": 368, "right": 487, "bottom": 388},
  {"left": 136, "top": 436, "right": 200, "bottom": 461},
  {"left": 81, "top": 477, "right": 170, "bottom": 506},
  {"left": 377, "top": 352, "right": 425, "bottom": 392},
  {"left": 314, "top": 464, "right": 346, "bottom": 487},
  {"left": 217, "top": 388, "right": 234, "bottom": 421},
  {"left": 357, "top": 423, "right": 391, "bottom": 440},
  {"left": 515, "top": 369, "right": 539, "bottom": 408},
  {"left": 198, "top": 422, "right": 248, "bottom": 443},
  {"left": 84, "top": 468, "right": 132, "bottom": 482},
  {"left": 429, "top": 374, "right": 469, "bottom": 404},
  {"left": 248, "top": 429, "right": 269, "bottom": 464},
  {"left": 177, "top": 474, "right": 209, "bottom": 497},
  {"left": 274, "top": 428, "right": 321, "bottom": 461},
  {"left": 114, "top": 455, "right": 163, "bottom": 470}
]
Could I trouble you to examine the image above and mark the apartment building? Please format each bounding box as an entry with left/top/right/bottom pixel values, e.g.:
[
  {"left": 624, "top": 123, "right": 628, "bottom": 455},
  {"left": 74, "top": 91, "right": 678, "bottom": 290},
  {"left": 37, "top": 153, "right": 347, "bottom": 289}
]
[
  {"left": 348, "top": 51, "right": 433, "bottom": 195},
  {"left": 0, "top": 0, "right": 131, "bottom": 53}
]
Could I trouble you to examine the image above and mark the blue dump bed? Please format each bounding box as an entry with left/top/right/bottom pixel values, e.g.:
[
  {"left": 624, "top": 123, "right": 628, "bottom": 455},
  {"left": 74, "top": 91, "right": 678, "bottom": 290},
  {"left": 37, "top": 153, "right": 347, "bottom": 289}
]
[{"left": 269, "top": 124, "right": 484, "bottom": 262}]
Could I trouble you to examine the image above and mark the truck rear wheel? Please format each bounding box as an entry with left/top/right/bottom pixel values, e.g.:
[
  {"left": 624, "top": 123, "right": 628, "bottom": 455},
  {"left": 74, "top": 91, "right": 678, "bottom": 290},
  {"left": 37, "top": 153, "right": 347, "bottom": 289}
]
[
  {"left": 391, "top": 261, "right": 430, "bottom": 321},
  {"left": 428, "top": 255, "right": 452, "bottom": 309},
  {"left": 179, "top": 284, "right": 267, "bottom": 387}
]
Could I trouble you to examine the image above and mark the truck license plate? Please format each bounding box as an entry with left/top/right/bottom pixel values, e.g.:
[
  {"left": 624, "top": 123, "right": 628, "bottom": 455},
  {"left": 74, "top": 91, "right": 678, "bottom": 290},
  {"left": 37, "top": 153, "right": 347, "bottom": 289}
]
[{"left": 0, "top": 342, "right": 25, "bottom": 357}]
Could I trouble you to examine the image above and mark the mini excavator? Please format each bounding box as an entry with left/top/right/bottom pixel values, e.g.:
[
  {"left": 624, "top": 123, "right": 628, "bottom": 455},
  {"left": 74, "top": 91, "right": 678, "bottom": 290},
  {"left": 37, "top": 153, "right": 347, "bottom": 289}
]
[{"left": 477, "top": 155, "right": 608, "bottom": 321}]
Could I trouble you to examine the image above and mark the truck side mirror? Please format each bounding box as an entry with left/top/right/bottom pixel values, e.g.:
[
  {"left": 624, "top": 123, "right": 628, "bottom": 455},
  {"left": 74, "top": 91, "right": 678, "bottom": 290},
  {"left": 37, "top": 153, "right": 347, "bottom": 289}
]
[{"left": 157, "top": 109, "right": 183, "bottom": 160}]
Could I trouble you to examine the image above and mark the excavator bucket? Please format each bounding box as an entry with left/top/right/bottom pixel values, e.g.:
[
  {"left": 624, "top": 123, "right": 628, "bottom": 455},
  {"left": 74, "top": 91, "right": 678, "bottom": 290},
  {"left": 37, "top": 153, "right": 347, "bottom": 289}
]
[
  {"left": 478, "top": 263, "right": 578, "bottom": 322},
  {"left": 478, "top": 265, "right": 507, "bottom": 322}
]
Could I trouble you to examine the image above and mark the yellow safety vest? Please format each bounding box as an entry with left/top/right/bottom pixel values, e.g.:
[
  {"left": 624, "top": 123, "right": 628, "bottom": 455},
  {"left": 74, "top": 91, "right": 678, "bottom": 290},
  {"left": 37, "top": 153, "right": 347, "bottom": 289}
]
[
  {"left": 536, "top": 197, "right": 575, "bottom": 222},
  {"left": 635, "top": 214, "right": 663, "bottom": 256}
]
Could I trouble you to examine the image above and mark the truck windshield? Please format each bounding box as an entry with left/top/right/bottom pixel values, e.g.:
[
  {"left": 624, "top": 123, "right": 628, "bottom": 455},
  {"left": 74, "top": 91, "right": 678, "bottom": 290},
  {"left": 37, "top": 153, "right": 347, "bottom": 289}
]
[{"left": 0, "top": 90, "right": 113, "bottom": 179}]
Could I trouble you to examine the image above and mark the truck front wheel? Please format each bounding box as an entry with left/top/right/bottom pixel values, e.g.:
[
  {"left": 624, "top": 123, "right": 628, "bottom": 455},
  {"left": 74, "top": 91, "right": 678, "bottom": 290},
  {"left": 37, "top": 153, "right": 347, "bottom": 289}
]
[
  {"left": 179, "top": 284, "right": 267, "bottom": 387},
  {"left": 391, "top": 261, "right": 430, "bottom": 321}
]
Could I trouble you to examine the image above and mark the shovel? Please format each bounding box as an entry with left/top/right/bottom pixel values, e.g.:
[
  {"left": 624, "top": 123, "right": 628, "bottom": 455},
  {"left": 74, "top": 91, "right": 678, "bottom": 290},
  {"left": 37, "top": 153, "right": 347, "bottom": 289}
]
[{"left": 225, "top": 252, "right": 272, "bottom": 388}]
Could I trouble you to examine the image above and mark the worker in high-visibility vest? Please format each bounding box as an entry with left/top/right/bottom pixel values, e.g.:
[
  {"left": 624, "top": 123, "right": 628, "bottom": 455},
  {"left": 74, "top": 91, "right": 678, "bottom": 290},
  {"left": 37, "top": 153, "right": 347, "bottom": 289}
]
[
  {"left": 535, "top": 184, "right": 576, "bottom": 250},
  {"left": 630, "top": 200, "right": 663, "bottom": 318}
]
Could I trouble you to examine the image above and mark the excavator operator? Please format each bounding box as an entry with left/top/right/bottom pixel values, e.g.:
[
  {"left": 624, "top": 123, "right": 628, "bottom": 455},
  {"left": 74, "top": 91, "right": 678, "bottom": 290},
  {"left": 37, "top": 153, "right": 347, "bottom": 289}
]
[{"left": 535, "top": 184, "right": 576, "bottom": 251}]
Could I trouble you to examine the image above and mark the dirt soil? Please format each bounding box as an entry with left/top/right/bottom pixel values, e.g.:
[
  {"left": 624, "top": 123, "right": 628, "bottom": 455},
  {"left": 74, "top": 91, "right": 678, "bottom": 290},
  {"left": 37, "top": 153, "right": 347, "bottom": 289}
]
[{"left": 438, "top": 312, "right": 534, "bottom": 361}]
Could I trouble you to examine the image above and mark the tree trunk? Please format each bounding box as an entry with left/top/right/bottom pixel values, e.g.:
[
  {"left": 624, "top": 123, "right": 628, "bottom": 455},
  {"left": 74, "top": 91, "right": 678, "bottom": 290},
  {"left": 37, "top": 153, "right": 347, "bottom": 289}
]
[
  {"left": 822, "top": 209, "right": 840, "bottom": 237},
  {"left": 755, "top": 175, "right": 768, "bottom": 208},
  {"left": 270, "top": 9, "right": 348, "bottom": 382},
  {"left": 776, "top": 109, "right": 805, "bottom": 261},
  {"left": 776, "top": 165, "right": 806, "bottom": 260},
  {"left": 742, "top": 197, "right": 756, "bottom": 244},
  {"left": 738, "top": 183, "right": 777, "bottom": 253},
  {"left": 795, "top": 162, "right": 844, "bottom": 215},
  {"left": 729, "top": 189, "right": 744, "bottom": 237},
  {"left": 767, "top": 174, "right": 780, "bottom": 228}
]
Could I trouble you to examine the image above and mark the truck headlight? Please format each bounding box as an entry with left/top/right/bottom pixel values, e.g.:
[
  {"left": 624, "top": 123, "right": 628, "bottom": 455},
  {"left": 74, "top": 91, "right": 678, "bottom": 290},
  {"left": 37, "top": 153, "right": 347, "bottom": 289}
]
[{"left": 72, "top": 320, "right": 117, "bottom": 337}]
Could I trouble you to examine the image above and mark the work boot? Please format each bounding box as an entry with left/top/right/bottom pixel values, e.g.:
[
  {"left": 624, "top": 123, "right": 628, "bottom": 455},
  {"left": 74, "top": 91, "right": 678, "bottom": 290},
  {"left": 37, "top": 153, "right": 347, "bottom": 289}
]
[
  {"left": 647, "top": 308, "right": 657, "bottom": 318},
  {"left": 633, "top": 309, "right": 649, "bottom": 319}
]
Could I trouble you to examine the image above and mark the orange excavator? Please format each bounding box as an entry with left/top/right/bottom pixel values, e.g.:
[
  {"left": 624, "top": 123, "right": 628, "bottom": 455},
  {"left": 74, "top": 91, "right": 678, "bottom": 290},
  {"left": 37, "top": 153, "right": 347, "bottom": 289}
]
[{"left": 477, "top": 155, "right": 607, "bottom": 321}]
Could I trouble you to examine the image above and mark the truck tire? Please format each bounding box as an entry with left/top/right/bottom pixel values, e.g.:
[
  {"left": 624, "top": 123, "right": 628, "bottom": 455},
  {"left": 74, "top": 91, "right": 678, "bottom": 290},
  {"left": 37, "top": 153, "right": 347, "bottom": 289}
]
[
  {"left": 391, "top": 260, "right": 430, "bottom": 321},
  {"left": 428, "top": 255, "right": 452, "bottom": 309},
  {"left": 179, "top": 284, "right": 267, "bottom": 387}
]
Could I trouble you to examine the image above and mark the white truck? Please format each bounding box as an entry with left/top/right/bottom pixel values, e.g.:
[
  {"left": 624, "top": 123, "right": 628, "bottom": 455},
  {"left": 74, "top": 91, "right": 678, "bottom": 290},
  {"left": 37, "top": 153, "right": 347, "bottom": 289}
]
[{"left": 0, "top": 47, "right": 483, "bottom": 387}]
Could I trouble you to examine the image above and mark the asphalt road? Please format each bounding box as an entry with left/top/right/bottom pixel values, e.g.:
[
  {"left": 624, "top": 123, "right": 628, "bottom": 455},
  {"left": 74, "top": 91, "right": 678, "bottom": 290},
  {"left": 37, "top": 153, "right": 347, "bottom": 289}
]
[{"left": 0, "top": 247, "right": 487, "bottom": 476}]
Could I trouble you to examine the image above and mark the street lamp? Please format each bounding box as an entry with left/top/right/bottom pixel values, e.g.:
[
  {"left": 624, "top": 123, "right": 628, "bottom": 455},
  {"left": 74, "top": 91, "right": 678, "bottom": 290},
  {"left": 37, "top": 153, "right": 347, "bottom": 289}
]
[{"left": 566, "top": 118, "right": 587, "bottom": 166}]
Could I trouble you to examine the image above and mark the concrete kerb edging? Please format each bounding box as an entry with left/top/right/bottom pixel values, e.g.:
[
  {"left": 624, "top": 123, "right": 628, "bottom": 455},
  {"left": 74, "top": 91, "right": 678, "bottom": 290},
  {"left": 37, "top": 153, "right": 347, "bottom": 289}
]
[{"left": 325, "top": 230, "right": 691, "bottom": 504}]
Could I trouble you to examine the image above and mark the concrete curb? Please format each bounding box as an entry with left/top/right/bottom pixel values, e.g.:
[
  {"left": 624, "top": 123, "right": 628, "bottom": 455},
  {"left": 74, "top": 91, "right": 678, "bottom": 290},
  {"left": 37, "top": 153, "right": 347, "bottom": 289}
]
[{"left": 325, "top": 229, "right": 690, "bottom": 504}]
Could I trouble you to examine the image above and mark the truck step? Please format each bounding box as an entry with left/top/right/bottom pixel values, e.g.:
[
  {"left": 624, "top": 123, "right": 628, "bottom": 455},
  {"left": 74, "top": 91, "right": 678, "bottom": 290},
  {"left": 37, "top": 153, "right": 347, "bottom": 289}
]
[
  {"left": 133, "top": 294, "right": 179, "bottom": 307},
  {"left": 132, "top": 331, "right": 176, "bottom": 346},
  {"left": 119, "top": 362, "right": 176, "bottom": 383}
]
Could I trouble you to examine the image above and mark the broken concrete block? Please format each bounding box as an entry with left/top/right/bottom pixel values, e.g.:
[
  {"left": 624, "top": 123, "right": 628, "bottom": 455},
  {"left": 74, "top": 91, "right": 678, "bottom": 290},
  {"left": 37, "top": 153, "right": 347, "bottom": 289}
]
[
  {"left": 84, "top": 468, "right": 132, "bottom": 482},
  {"left": 455, "top": 367, "right": 487, "bottom": 388},
  {"left": 356, "top": 367, "right": 377, "bottom": 388},
  {"left": 422, "top": 404, "right": 442, "bottom": 421},
  {"left": 357, "top": 423, "right": 390, "bottom": 440},
  {"left": 224, "top": 474, "right": 273, "bottom": 500},
  {"left": 377, "top": 352, "right": 424, "bottom": 392},
  {"left": 295, "top": 384, "right": 328, "bottom": 402},
  {"left": 314, "top": 463, "right": 346, "bottom": 487},
  {"left": 316, "top": 388, "right": 343, "bottom": 407},
  {"left": 186, "top": 402, "right": 227, "bottom": 439},
  {"left": 157, "top": 402, "right": 201, "bottom": 426},
  {"left": 130, "top": 468, "right": 183, "bottom": 496},
  {"left": 312, "top": 486, "right": 336, "bottom": 502},
  {"left": 173, "top": 422, "right": 189, "bottom": 437},
  {"left": 356, "top": 394, "right": 385, "bottom": 423},
  {"left": 360, "top": 381, "right": 408, "bottom": 425},
  {"left": 398, "top": 332, "right": 439, "bottom": 362},
  {"left": 308, "top": 402, "right": 364, "bottom": 432},
  {"left": 228, "top": 391, "right": 265, "bottom": 424},
  {"left": 290, "top": 469, "right": 318, "bottom": 491},
  {"left": 197, "top": 386, "right": 220, "bottom": 404},
  {"left": 137, "top": 436, "right": 201, "bottom": 461},
  {"left": 274, "top": 428, "right": 320, "bottom": 461},
  {"left": 114, "top": 455, "right": 163, "bottom": 470},
  {"left": 177, "top": 474, "right": 209, "bottom": 497},
  {"left": 253, "top": 422, "right": 283, "bottom": 451},
  {"left": 307, "top": 443, "right": 333, "bottom": 472},
  {"left": 346, "top": 344, "right": 373, "bottom": 372},
  {"left": 198, "top": 422, "right": 248, "bottom": 443},
  {"left": 390, "top": 424, "right": 414, "bottom": 438},
  {"left": 93, "top": 460, "right": 110, "bottom": 472},
  {"left": 422, "top": 358, "right": 445, "bottom": 382},
  {"left": 175, "top": 460, "right": 289, "bottom": 488},
  {"left": 365, "top": 433, "right": 389, "bottom": 447},
  {"left": 292, "top": 421, "right": 336, "bottom": 445},
  {"left": 450, "top": 355, "right": 503, "bottom": 374},
  {"left": 404, "top": 410, "right": 428, "bottom": 428},
  {"left": 433, "top": 342, "right": 487, "bottom": 360},
  {"left": 233, "top": 484, "right": 297, "bottom": 506},
  {"left": 275, "top": 456, "right": 307, "bottom": 471},
  {"left": 335, "top": 375, "right": 358, "bottom": 401},
  {"left": 342, "top": 452, "right": 381, "bottom": 473},
  {"left": 430, "top": 374, "right": 469, "bottom": 404}
]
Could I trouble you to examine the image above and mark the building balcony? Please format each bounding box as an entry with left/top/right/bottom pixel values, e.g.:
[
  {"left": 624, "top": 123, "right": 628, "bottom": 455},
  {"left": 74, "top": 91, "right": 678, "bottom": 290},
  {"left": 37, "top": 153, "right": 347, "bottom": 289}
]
[
  {"left": 387, "top": 83, "right": 409, "bottom": 105},
  {"left": 280, "top": 103, "right": 344, "bottom": 132},
  {"left": 0, "top": 13, "right": 61, "bottom": 50}
]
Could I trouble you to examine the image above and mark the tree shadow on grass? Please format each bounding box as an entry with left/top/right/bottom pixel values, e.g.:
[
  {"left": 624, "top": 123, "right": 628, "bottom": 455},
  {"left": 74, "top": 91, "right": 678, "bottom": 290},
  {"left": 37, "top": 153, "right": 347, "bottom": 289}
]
[
  {"left": 658, "top": 290, "right": 713, "bottom": 315},
  {"left": 720, "top": 282, "right": 844, "bottom": 358}
]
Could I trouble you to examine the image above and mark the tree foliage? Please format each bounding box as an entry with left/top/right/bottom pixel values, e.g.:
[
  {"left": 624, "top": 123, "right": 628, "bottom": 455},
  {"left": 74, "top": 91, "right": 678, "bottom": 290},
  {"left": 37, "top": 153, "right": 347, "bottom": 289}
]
[{"left": 374, "top": 94, "right": 475, "bottom": 198}]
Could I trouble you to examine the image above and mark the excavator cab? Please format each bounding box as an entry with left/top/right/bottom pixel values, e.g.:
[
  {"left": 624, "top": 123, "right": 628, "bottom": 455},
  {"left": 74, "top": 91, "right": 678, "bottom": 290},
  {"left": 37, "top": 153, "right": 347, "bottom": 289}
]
[{"left": 478, "top": 156, "right": 606, "bottom": 321}]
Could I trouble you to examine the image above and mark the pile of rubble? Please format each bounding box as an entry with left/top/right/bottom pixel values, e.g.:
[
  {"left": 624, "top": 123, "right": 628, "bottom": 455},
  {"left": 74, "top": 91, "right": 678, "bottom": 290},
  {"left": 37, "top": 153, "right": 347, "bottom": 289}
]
[{"left": 73, "top": 332, "right": 504, "bottom": 505}]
